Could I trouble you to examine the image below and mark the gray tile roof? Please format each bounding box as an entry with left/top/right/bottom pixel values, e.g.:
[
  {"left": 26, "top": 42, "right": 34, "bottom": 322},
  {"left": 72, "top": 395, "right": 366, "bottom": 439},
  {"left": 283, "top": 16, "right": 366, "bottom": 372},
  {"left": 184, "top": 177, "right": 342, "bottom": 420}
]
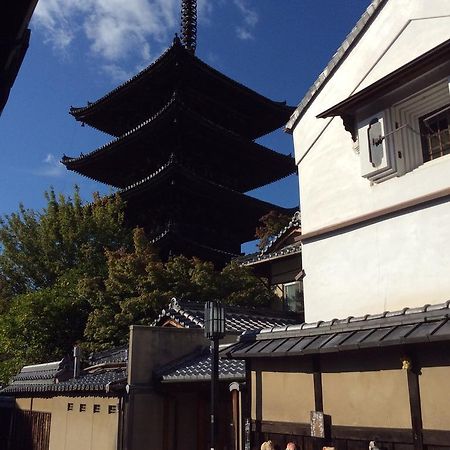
[
  {"left": 88, "top": 346, "right": 128, "bottom": 365},
  {"left": 222, "top": 301, "right": 450, "bottom": 359},
  {"left": 156, "top": 347, "right": 245, "bottom": 383},
  {"left": 238, "top": 210, "right": 301, "bottom": 266},
  {"left": 286, "top": 0, "right": 387, "bottom": 131},
  {"left": 239, "top": 242, "right": 301, "bottom": 267},
  {"left": 261, "top": 211, "right": 301, "bottom": 254},
  {"left": 8, "top": 357, "right": 72, "bottom": 385},
  {"left": 1, "top": 346, "right": 129, "bottom": 396},
  {"left": 1, "top": 368, "right": 127, "bottom": 395},
  {"left": 152, "top": 298, "right": 301, "bottom": 332}
]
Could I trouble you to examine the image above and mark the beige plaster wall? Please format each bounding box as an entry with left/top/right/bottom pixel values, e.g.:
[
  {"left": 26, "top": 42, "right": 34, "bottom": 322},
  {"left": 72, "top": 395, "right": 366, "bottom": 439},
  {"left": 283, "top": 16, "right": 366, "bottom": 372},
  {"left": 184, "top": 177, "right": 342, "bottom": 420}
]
[
  {"left": 49, "top": 397, "right": 119, "bottom": 450},
  {"left": 127, "top": 326, "right": 210, "bottom": 450},
  {"left": 420, "top": 366, "right": 450, "bottom": 430},
  {"left": 16, "top": 397, "right": 32, "bottom": 410},
  {"left": 322, "top": 370, "right": 411, "bottom": 428},
  {"left": 14, "top": 395, "right": 119, "bottom": 450},
  {"left": 31, "top": 397, "right": 53, "bottom": 413},
  {"left": 252, "top": 371, "right": 314, "bottom": 424}
]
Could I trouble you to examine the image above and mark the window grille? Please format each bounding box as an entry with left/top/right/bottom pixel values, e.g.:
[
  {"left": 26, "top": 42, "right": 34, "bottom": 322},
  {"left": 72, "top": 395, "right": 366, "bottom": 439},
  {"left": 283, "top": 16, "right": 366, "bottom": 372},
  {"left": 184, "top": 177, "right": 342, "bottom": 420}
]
[
  {"left": 108, "top": 405, "right": 117, "bottom": 414},
  {"left": 93, "top": 404, "right": 101, "bottom": 413},
  {"left": 420, "top": 104, "right": 450, "bottom": 162},
  {"left": 79, "top": 404, "right": 86, "bottom": 412},
  {"left": 67, "top": 403, "right": 74, "bottom": 411}
]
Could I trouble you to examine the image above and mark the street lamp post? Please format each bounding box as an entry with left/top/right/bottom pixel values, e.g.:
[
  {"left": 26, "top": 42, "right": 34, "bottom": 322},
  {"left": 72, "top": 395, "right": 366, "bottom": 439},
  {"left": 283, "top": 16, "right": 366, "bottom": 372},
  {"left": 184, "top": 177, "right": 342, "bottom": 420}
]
[{"left": 204, "top": 300, "right": 225, "bottom": 450}]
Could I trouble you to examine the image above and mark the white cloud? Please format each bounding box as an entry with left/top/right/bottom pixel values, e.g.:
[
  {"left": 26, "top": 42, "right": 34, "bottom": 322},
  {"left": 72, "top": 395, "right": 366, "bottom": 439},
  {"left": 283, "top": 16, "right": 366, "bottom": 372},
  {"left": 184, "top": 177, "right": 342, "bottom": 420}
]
[
  {"left": 232, "top": 0, "right": 258, "bottom": 40},
  {"left": 34, "top": 153, "right": 66, "bottom": 178},
  {"left": 236, "top": 26, "right": 253, "bottom": 41},
  {"left": 33, "top": 0, "right": 257, "bottom": 76},
  {"left": 33, "top": 0, "right": 182, "bottom": 68}
]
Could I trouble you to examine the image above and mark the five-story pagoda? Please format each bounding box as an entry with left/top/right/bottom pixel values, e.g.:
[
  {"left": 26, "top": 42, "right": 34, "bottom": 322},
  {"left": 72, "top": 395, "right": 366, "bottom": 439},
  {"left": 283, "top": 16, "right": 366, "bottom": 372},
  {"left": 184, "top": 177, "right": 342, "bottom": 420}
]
[{"left": 62, "top": 0, "right": 296, "bottom": 266}]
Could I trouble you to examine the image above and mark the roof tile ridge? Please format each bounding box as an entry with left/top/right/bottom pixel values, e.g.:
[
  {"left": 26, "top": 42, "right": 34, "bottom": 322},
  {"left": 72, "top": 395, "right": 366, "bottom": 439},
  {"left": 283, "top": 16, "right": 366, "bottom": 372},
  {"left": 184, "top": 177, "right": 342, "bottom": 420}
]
[
  {"left": 148, "top": 226, "right": 172, "bottom": 245},
  {"left": 261, "top": 210, "right": 301, "bottom": 254},
  {"left": 120, "top": 157, "right": 294, "bottom": 218},
  {"left": 63, "top": 95, "right": 178, "bottom": 165},
  {"left": 69, "top": 38, "right": 182, "bottom": 115},
  {"left": 155, "top": 345, "right": 207, "bottom": 378},
  {"left": 119, "top": 153, "right": 178, "bottom": 193},
  {"left": 267, "top": 301, "right": 450, "bottom": 336},
  {"left": 286, "top": 0, "right": 387, "bottom": 131}
]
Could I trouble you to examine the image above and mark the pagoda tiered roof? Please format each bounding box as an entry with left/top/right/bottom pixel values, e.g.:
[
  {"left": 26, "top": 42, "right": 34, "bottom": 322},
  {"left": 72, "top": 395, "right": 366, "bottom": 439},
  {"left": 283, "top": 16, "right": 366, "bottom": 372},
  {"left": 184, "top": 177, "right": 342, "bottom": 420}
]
[
  {"left": 69, "top": 37, "right": 294, "bottom": 139},
  {"left": 120, "top": 156, "right": 295, "bottom": 245},
  {"left": 63, "top": 94, "right": 295, "bottom": 191}
]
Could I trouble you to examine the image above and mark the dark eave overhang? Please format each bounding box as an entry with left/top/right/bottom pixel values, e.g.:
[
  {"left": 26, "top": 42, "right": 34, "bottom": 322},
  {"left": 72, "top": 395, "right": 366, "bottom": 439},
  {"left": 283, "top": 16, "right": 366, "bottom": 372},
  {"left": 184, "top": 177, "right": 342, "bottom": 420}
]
[
  {"left": 120, "top": 157, "right": 295, "bottom": 217},
  {"left": 0, "top": 0, "right": 39, "bottom": 115},
  {"left": 63, "top": 95, "right": 296, "bottom": 190},
  {"left": 240, "top": 242, "right": 302, "bottom": 268},
  {"left": 69, "top": 37, "right": 294, "bottom": 139},
  {"left": 222, "top": 301, "right": 450, "bottom": 360},
  {"left": 317, "top": 38, "right": 450, "bottom": 140},
  {"left": 119, "top": 158, "right": 296, "bottom": 244},
  {"left": 69, "top": 39, "right": 181, "bottom": 119}
]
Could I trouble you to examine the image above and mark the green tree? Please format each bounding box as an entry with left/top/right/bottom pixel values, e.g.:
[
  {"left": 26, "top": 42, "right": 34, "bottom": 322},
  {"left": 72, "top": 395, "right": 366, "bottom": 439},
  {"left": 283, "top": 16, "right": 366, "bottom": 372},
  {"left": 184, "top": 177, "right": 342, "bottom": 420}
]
[
  {"left": 0, "top": 190, "right": 277, "bottom": 382},
  {"left": 82, "top": 228, "right": 276, "bottom": 350},
  {"left": 255, "top": 210, "right": 292, "bottom": 251},
  {"left": 0, "top": 188, "right": 131, "bottom": 383},
  {"left": 0, "top": 188, "right": 129, "bottom": 298},
  {"left": 0, "top": 271, "right": 90, "bottom": 383}
]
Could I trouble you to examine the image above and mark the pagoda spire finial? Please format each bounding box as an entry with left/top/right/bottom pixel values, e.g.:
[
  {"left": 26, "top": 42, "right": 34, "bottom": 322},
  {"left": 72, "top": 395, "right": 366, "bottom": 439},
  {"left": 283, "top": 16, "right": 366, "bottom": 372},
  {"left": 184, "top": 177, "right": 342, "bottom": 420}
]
[{"left": 180, "top": 0, "right": 197, "bottom": 54}]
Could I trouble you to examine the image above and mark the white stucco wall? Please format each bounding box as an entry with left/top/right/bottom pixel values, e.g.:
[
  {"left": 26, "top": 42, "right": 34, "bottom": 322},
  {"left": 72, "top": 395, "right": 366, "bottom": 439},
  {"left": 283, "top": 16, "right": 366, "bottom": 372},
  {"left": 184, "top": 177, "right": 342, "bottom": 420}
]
[{"left": 291, "top": 0, "right": 450, "bottom": 321}]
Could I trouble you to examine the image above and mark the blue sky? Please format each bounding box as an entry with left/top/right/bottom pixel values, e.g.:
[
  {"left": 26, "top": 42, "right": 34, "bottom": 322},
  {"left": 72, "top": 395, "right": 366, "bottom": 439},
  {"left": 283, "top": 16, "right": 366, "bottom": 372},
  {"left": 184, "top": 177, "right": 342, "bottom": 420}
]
[{"left": 0, "top": 0, "right": 371, "bottom": 250}]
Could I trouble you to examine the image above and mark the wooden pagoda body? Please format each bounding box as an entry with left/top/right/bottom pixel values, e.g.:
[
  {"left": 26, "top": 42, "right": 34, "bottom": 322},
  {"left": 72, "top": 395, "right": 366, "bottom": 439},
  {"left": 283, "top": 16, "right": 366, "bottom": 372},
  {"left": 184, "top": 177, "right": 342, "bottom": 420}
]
[{"left": 63, "top": 37, "right": 295, "bottom": 265}]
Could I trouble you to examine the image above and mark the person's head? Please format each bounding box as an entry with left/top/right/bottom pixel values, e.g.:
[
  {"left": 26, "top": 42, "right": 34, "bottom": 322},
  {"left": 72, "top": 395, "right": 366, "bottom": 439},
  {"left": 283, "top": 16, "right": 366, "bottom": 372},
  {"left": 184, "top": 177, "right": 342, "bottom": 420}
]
[
  {"left": 261, "top": 441, "right": 275, "bottom": 450},
  {"left": 286, "top": 443, "right": 297, "bottom": 450}
]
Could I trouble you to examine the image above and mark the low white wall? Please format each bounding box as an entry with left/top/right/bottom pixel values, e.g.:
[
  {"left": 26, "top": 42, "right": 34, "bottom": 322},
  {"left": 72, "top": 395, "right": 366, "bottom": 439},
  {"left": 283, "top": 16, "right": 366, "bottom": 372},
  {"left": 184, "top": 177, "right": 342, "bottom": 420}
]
[{"left": 303, "top": 200, "right": 450, "bottom": 322}]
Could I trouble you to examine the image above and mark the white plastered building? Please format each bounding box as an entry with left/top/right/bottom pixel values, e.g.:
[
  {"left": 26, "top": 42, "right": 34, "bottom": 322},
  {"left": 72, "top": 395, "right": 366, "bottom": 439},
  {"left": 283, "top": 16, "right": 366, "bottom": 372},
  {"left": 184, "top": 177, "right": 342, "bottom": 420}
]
[{"left": 286, "top": 0, "right": 450, "bottom": 322}]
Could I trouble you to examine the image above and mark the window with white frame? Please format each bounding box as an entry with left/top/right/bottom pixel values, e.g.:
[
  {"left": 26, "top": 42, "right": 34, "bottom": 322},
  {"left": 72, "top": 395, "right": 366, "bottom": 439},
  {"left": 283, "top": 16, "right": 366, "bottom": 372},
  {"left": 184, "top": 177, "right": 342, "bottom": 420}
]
[
  {"left": 357, "top": 78, "right": 450, "bottom": 182},
  {"left": 282, "top": 281, "right": 303, "bottom": 313}
]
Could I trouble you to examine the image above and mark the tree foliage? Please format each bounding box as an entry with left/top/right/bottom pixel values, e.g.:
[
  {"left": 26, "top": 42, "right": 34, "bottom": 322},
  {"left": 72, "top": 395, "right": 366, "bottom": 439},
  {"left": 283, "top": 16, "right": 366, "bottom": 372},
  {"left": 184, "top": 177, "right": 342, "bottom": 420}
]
[
  {"left": 255, "top": 210, "right": 292, "bottom": 250},
  {"left": 0, "top": 187, "right": 129, "bottom": 298},
  {"left": 0, "top": 272, "right": 90, "bottom": 383},
  {"left": 82, "top": 228, "right": 275, "bottom": 350},
  {"left": 0, "top": 189, "right": 276, "bottom": 383}
]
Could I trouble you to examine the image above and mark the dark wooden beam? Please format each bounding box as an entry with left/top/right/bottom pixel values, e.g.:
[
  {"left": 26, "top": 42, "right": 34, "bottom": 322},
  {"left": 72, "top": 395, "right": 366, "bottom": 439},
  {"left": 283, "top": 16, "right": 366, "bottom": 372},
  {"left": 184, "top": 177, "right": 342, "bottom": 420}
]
[
  {"left": 407, "top": 366, "right": 424, "bottom": 450},
  {"left": 313, "top": 358, "right": 323, "bottom": 412}
]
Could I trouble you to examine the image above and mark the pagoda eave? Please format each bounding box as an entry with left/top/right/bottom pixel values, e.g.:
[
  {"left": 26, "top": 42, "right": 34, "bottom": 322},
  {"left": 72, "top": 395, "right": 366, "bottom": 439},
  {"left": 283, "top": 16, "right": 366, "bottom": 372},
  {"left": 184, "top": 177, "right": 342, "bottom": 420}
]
[
  {"left": 63, "top": 99, "right": 296, "bottom": 191},
  {"left": 69, "top": 38, "right": 295, "bottom": 139},
  {"left": 120, "top": 161, "right": 295, "bottom": 243}
]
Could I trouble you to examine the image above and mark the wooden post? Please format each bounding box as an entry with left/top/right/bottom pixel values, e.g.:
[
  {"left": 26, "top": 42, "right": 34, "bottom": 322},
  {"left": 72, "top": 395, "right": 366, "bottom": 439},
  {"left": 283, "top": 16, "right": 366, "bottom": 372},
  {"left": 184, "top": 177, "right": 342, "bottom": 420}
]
[
  {"left": 313, "top": 371, "right": 323, "bottom": 412},
  {"left": 231, "top": 388, "right": 240, "bottom": 450},
  {"left": 407, "top": 364, "right": 424, "bottom": 450}
]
